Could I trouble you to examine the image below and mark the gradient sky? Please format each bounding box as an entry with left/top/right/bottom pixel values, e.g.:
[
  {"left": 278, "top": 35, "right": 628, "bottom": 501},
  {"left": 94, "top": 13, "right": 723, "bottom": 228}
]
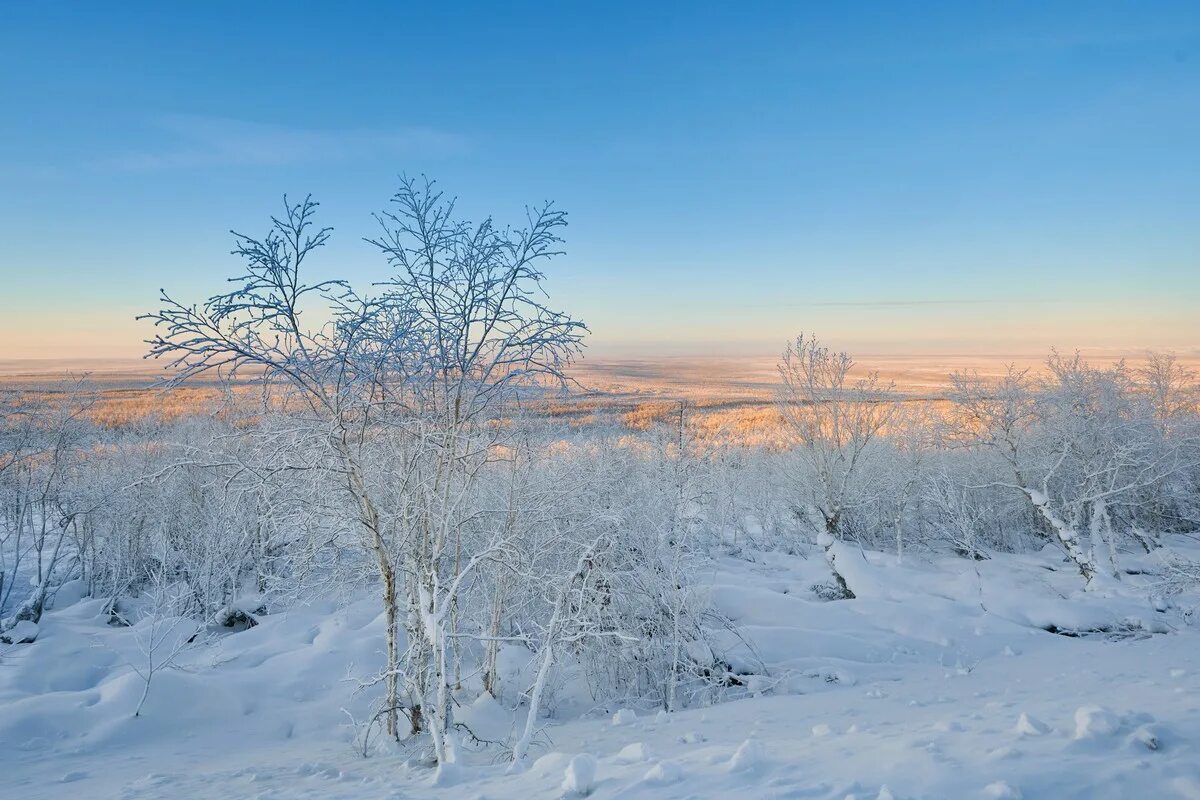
[{"left": 2, "top": 2, "right": 1198, "bottom": 359}]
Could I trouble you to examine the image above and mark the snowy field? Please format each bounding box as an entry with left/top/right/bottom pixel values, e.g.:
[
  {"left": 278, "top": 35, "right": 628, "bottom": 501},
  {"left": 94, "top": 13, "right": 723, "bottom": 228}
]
[{"left": 5, "top": 541, "right": 1199, "bottom": 800}]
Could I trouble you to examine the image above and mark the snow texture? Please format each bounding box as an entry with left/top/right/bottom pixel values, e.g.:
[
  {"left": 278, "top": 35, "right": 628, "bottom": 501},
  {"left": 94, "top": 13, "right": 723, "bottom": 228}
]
[{"left": 4, "top": 541, "right": 1200, "bottom": 799}]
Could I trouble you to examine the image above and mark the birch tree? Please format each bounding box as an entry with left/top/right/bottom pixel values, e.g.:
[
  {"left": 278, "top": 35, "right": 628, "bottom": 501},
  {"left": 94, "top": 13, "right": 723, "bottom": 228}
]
[
  {"left": 950, "top": 354, "right": 1187, "bottom": 588},
  {"left": 143, "top": 177, "right": 585, "bottom": 762},
  {"left": 776, "top": 334, "right": 896, "bottom": 597}
]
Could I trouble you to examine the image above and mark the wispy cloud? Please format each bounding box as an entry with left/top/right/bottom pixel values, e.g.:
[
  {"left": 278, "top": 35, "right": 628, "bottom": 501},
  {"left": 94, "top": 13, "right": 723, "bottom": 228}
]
[
  {"left": 806, "top": 298, "right": 1068, "bottom": 308},
  {"left": 100, "top": 114, "right": 470, "bottom": 171},
  {"left": 745, "top": 298, "right": 1078, "bottom": 309}
]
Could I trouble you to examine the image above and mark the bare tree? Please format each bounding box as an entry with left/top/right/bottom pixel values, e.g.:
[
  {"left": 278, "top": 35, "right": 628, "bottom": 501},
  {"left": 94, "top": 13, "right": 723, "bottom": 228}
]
[
  {"left": 509, "top": 533, "right": 628, "bottom": 768},
  {"left": 141, "top": 194, "right": 421, "bottom": 734},
  {"left": 877, "top": 404, "right": 935, "bottom": 562},
  {"left": 950, "top": 354, "right": 1189, "bottom": 588},
  {"left": 776, "top": 334, "right": 896, "bottom": 597},
  {"left": 1140, "top": 351, "right": 1197, "bottom": 426},
  {"left": 363, "top": 177, "right": 584, "bottom": 762},
  {"left": 0, "top": 380, "right": 97, "bottom": 632},
  {"left": 142, "top": 177, "right": 585, "bottom": 763},
  {"left": 108, "top": 558, "right": 207, "bottom": 718}
]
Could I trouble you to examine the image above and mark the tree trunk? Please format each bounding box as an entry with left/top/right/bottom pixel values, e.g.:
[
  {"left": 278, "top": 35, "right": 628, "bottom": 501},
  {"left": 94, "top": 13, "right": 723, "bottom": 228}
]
[
  {"left": 510, "top": 599, "right": 561, "bottom": 768},
  {"left": 820, "top": 514, "right": 856, "bottom": 599},
  {"left": 482, "top": 582, "right": 506, "bottom": 697},
  {"left": 1023, "top": 487, "right": 1100, "bottom": 586},
  {"left": 342, "top": 453, "right": 402, "bottom": 740},
  {"left": 380, "top": 560, "right": 399, "bottom": 740}
]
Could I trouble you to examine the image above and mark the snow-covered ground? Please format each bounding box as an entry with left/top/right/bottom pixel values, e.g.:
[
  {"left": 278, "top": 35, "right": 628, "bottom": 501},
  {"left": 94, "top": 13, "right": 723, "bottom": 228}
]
[{"left": 4, "top": 543, "right": 1200, "bottom": 800}]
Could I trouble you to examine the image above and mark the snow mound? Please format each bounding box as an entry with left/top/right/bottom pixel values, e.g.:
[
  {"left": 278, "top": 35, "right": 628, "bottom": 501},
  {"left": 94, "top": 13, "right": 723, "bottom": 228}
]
[
  {"left": 0, "top": 619, "right": 38, "bottom": 644},
  {"left": 1015, "top": 712, "right": 1050, "bottom": 737},
  {"left": 431, "top": 761, "right": 465, "bottom": 787},
  {"left": 643, "top": 760, "right": 683, "bottom": 785},
  {"left": 613, "top": 742, "right": 652, "bottom": 763},
  {"left": 984, "top": 780, "right": 1023, "bottom": 798},
  {"left": 728, "top": 737, "right": 765, "bottom": 772},
  {"left": 1127, "top": 725, "right": 1160, "bottom": 751},
  {"left": 611, "top": 708, "right": 637, "bottom": 726},
  {"left": 561, "top": 753, "right": 597, "bottom": 795},
  {"left": 1074, "top": 705, "right": 1120, "bottom": 739}
]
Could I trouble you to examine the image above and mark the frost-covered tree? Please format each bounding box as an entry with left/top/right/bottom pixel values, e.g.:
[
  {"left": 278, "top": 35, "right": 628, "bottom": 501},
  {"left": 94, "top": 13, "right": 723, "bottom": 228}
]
[
  {"left": 142, "top": 177, "right": 585, "bottom": 759},
  {"left": 364, "top": 178, "right": 584, "bottom": 762},
  {"left": 950, "top": 353, "right": 1189, "bottom": 588},
  {"left": 776, "top": 334, "right": 896, "bottom": 597},
  {"left": 874, "top": 404, "right": 935, "bottom": 562},
  {"left": 142, "top": 194, "right": 423, "bottom": 734},
  {"left": 0, "top": 381, "right": 98, "bottom": 632}
]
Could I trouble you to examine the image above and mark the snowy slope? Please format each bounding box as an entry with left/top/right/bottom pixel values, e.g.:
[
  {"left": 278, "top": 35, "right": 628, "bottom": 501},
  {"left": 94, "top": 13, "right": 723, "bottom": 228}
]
[{"left": 3, "top": 544, "right": 1199, "bottom": 800}]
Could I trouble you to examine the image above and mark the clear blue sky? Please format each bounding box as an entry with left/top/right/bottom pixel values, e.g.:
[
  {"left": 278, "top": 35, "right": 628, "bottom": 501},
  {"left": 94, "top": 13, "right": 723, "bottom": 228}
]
[{"left": 2, "top": 1, "right": 1198, "bottom": 358}]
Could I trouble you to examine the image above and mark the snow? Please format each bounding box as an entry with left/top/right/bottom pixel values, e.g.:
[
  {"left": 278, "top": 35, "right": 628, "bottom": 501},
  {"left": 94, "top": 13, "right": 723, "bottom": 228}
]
[
  {"left": 611, "top": 708, "right": 638, "bottom": 727},
  {"left": 1128, "top": 725, "right": 1160, "bottom": 751},
  {"left": 4, "top": 542, "right": 1200, "bottom": 799},
  {"left": 727, "top": 737, "right": 765, "bottom": 772},
  {"left": 1073, "top": 705, "right": 1120, "bottom": 739},
  {"left": 984, "top": 780, "right": 1023, "bottom": 799},
  {"left": 1015, "top": 712, "right": 1051, "bottom": 737},
  {"left": 643, "top": 759, "right": 683, "bottom": 785},
  {"left": 0, "top": 618, "right": 38, "bottom": 643},
  {"left": 614, "top": 742, "right": 653, "bottom": 763},
  {"left": 562, "top": 753, "right": 597, "bottom": 795}
]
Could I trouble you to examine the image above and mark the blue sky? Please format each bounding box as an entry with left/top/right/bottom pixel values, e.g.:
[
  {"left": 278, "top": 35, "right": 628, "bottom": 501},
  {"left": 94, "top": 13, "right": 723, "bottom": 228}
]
[{"left": 1, "top": 2, "right": 1198, "bottom": 358}]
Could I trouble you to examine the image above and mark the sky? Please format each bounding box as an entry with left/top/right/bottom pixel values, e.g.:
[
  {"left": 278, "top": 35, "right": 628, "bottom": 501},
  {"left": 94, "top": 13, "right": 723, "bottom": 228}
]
[{"left": 1, "top": 1, "right": 1198, "bottom": 360}]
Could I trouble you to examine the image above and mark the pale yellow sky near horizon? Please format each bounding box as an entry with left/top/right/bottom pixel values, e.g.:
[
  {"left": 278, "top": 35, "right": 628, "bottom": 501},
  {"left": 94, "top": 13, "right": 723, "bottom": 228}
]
[{"left": 1, "top": 297, "right": 1195, "bottom": 362}]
